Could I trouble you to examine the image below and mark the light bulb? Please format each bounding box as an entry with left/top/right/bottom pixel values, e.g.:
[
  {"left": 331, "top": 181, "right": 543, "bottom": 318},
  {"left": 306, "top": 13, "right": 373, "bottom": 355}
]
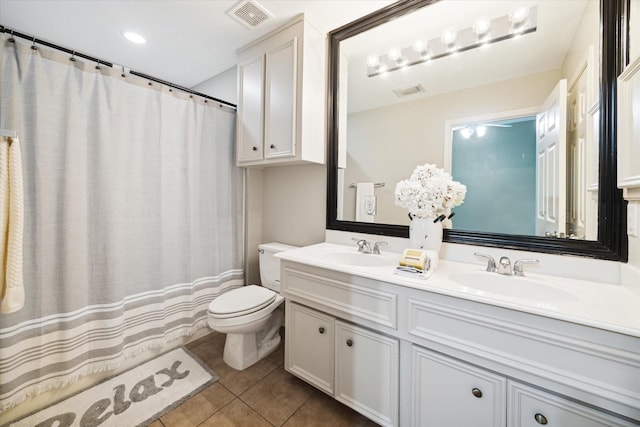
[
  {"left": 387, "top": 47, "right": 402, "bottom": 61},
  {"left": 473, "top": 18, "right": 491, "bottom": 41},
  {"left": 367, "top": 54, "right": 380, "bottom": 68},
  {"left": 476, "top": 126, "right": 487, "bottom": 137}
]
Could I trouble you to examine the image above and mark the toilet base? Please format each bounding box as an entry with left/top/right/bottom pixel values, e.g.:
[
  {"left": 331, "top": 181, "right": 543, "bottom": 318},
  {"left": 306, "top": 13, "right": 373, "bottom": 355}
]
[{"left": 222, "top": 309, "right": 283, "bottom": 370}]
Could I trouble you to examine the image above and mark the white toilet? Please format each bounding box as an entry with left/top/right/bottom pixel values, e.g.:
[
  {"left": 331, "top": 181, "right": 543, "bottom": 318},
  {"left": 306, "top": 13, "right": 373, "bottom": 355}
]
[{"left": 207, "top": 242, "right": 297, "bottom": 370}]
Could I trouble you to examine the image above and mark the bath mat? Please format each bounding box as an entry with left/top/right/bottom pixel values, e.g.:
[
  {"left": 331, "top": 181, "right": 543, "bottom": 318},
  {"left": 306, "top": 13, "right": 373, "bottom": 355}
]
[{"left": 6, "top": 347, "right": 218, "bottom": 427}]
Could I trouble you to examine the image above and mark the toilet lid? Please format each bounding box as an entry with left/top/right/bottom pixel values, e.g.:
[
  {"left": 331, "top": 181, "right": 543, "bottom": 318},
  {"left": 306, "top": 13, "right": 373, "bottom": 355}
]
[{"left": 208, "top": 285, "right": 277, "bottom": 318}]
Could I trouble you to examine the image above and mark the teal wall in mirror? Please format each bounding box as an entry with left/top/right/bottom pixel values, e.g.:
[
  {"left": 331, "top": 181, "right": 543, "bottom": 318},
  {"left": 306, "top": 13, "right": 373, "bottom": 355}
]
[{"left": 452, "top": 118, "right": 536, "bottom": 236}]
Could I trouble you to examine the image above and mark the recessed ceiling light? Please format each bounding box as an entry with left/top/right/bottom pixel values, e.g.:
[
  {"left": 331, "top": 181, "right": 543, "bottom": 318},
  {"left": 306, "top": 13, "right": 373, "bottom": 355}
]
[{"left": 122, "top": 31, "right": 147, "bottom": 44}]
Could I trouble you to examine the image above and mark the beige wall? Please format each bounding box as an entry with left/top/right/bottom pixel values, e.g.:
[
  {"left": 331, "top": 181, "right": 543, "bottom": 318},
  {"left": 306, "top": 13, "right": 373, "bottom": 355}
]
[
  {"left": 343, "top": 69, "right": 560, "bottom": 225},
  {"left": 262, "top": 164, "right": 327, "bottom": 247}
]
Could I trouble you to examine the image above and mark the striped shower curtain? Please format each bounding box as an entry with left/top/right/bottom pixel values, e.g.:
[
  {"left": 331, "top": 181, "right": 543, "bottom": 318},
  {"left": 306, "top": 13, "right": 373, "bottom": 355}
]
[{"left": 0, "top": 33, "right": 244, "bottom": 412}]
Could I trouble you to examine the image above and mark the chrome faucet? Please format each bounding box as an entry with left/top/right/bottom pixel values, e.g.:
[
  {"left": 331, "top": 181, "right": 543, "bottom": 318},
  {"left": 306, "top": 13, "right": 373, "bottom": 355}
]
[
  {"left": 352, "top": 238, "right": 388, "bottom": 254},
  {"left": 514, "top": 259, "right": 539, "bottom": 276},
  {"left": 497, "top": 256, "right": 512, "bottom": 275},
  {"left": 475, "top": 253, "right": 540, "bottom": 277},
  {"left": 352, "top": 238, "right": 372, "bottom": 253}
]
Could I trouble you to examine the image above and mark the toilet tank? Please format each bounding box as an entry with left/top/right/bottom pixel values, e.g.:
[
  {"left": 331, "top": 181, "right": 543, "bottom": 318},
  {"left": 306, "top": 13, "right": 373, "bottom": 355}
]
[{"left": 258, "top": 242, "right": 298, "bottom": 293}]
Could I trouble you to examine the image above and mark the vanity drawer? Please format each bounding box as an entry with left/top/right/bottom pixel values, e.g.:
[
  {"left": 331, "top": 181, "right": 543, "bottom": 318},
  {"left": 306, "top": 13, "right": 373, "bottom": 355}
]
[
  {"left": 508, "top": 381, "right": 637, "bottom": 427},
  {"left": 282, "top": 266, "right": 397, "bottom": 329},
  {"left": 406, "top": 294, "right": 640, "bottom": 421}
]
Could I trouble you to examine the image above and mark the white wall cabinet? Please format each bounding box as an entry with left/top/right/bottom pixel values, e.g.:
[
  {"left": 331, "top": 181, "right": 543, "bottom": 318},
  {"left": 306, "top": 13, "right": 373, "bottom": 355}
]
[
  {"left": 285, "top": 302, "right": 399, "bottom": 426},
  {"left": 236, "top": 15, "right": 325, "bottom": 167},
  {"left": 618, "top": 56, "right": 640, "bottom": 200}
]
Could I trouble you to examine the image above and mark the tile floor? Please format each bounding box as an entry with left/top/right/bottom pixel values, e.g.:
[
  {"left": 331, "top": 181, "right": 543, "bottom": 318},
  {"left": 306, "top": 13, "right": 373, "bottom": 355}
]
[{"left": 147, "top": 330, "right": 380, "bottom": 427}]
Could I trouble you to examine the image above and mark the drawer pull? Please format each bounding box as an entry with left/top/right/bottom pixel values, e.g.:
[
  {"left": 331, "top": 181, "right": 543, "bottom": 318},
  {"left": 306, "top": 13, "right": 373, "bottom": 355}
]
[
  {"left": 471, "top": 388, "right": 483, "bottom": 398},
  {"left": 534, "top": 413, "right": 548, "bottom": 425},
  {"left": 346, "top": 339, "right": 353, "bottom": 347},
  {"left": 252, "top": 146, "right": 258, "bottom": 151},
  {"left": 318, "top": 327, "right": 325, "bottom": 334},
  {"left": 270, "top": 144, "right": 276, "bottom": 149}
]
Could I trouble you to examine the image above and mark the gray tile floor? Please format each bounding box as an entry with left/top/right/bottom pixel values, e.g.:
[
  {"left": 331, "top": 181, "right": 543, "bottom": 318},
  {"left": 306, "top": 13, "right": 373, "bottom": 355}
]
[{"left": 148, "top": 330, "right": 380, "bottom": 426}]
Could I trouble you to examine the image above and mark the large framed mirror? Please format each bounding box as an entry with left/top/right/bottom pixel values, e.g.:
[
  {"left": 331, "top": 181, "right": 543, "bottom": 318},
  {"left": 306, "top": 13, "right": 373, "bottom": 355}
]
[{"left": 326, "top": 0, "right": 628, "bottom": 261}]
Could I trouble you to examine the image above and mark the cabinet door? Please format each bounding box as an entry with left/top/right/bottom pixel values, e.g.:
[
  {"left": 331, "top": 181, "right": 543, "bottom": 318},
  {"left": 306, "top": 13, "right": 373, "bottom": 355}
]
[
  {"left": 335, "top": 320, "right": 399, "bottom": 427},
  {"left": 237, "top": 55, "right": 264, "bottom": 163},
  {"left": 264, "top": 38, "right": 297, "bottom": 159},
  {"left": 412, "top": 346, "right": 506, "bottom": 427},
  {"left": 508, "top": 381, "right": 636, "bottom": 427},
  {"left": 285, "top": 303, "right": 334, "bottom": 394}
]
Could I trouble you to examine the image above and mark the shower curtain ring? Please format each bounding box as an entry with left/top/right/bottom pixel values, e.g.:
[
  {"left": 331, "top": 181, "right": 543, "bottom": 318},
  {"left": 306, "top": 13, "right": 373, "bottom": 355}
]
[
  {"left": 69, "top": 51, "right": 76, "bottom": 62},
  {"left": 8, "top": 30, "right": 15, "bottom": 43},
  {"left": 95, "top": 60, "right": 101, "bottom": 70},
  {"left": 121, "top": 65, "right": 126, "bottom": 78},
  {"left": 30, "top": 36, "right": 37, "bottom": 50}
]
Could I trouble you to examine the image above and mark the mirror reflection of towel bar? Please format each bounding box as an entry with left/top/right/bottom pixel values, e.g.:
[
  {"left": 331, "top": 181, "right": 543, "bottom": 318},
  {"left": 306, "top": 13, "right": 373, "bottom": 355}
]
[{"left": 349, "top": 182, "right": 385, "bottom": 188}]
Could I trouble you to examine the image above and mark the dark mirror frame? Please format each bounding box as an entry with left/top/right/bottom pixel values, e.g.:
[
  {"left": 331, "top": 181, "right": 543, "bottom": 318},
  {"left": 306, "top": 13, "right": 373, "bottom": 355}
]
[{"left": 326, "top": 0, "right": 629, "bottom": 262}]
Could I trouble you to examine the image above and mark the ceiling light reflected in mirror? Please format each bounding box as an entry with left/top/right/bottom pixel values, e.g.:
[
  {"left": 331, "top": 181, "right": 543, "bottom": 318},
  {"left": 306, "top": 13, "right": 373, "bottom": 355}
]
[{"left": 366, "top": 5, "right": 537, "bottom": 78}]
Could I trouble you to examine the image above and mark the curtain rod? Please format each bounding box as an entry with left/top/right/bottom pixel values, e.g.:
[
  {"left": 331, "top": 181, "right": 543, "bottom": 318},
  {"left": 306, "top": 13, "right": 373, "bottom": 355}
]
[{"left": 0, "top": 25, "right": 237, "bottom": 109}]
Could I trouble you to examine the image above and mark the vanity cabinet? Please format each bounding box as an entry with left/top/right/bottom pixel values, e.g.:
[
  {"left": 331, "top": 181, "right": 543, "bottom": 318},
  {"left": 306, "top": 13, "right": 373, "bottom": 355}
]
[
  {"left": 285, "top": 301, "right": 399, "bottom": 426},
  {"left": 286, "top": 302, "right": 334, "bottom": 394},
  {"left": 411, "top": 346, "right": 506, "bottom": 427},
  {"left": 334, "top": 320, "right": 399, "bottom": 426},
  {"left": 236, "top": 15, "right": 325, "bottom": 167},
  {"left": 279, "top": 257, "right": 639, "bottom": 427}
]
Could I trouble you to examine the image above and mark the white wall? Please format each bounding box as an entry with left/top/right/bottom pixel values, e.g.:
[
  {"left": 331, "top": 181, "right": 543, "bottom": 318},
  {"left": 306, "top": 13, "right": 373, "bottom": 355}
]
[{"left": 191, "top": 66, "right": 238, "bottom": 105}]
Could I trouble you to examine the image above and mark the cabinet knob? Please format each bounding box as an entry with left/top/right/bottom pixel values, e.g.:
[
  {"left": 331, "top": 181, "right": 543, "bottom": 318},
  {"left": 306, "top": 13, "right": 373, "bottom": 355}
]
[
  {"left": 318, "top": 327, "right": 325, "bottom": 334},
  {"left": 346, "top": 339, "right": 353, "bottom": 347},
  {"left": 534, "top": 413, "right": 548, "bottom": 425},
  {"left": 252, "top": 146, "right": 257, "bottom": 151},
  {"left": 471, "top": 388, "right": 483, "bottom": 398},
  {"left": 270, "top": 144, "right": 276, "bottom": 149}
]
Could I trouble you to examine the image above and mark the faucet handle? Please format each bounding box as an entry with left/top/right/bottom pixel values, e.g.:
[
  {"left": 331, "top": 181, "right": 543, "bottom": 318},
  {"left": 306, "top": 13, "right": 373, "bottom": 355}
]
[
  {"left": 373, "top": 241, "right": 388, "bottom": 254},
  {"left": 514, "top": 259, "right": 539, "bottom": 276},
  {"left": 474, "top": 252, "right": 496, "bottom": 272}
]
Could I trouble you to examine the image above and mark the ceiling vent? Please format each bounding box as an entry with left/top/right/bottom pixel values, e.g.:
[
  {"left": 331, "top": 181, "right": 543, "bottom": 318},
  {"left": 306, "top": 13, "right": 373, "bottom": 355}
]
[
  {"left": 227, "top": 1, "right": 273, "bottom": 29},
  {"left": 393, "top": 83, "right": 426, "bottom": 98}
]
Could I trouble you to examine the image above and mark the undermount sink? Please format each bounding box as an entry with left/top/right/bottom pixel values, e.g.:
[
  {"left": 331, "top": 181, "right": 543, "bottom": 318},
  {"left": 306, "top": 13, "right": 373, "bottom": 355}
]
[
  {"left": 315, "top": 250, "right": 399, "bottom": 268},
  {"left": 449, "top": 272, "right": 579, "bottom": 303}
]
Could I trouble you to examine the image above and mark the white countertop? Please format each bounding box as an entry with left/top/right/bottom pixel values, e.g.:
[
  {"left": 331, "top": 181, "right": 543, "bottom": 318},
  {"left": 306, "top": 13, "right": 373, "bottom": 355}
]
[{"left": 277, "top": 242, "right": 640, "bottom": 338}]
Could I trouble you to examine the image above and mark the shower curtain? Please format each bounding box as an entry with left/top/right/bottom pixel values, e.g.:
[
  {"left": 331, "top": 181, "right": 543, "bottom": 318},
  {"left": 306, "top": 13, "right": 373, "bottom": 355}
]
[{"left": 0, "top": 34, "right": 244, "bottom": 412}]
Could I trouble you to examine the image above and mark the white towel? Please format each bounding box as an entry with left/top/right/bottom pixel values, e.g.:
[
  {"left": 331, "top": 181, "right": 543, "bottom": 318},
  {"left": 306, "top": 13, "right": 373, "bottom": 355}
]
[
  {"left": 355, "top": 182, "right": 375, "bottom": 222},
  {"left": 0, "top": 135, "right": 25, "bottom": 313}
]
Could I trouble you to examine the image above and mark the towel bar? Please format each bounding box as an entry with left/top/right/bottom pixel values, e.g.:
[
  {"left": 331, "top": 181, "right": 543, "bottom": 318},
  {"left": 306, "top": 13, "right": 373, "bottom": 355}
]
[
  {"left": 0, "top": 128, "right": 18, "bottom": 138},
  {"left": 349, "top": 182, "right": 385, "bottom": 188}
]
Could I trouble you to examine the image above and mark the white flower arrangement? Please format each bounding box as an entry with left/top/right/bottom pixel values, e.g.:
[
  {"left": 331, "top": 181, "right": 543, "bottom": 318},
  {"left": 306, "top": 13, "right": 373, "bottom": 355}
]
[{"left": 394, "top": 163, "right": 467, "bottom": 219}]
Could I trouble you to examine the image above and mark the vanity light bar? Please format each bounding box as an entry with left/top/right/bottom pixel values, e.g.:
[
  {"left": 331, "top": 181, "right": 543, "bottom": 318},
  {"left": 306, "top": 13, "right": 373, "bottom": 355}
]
[{"left": 366, "top": 6, "right": 537, "bottom": 78}]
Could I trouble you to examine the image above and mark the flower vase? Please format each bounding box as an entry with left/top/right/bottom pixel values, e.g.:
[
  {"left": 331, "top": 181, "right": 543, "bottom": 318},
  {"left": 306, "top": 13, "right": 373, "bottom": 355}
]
[{"left": 409, "top": 217, "right": 443, "bottom": 252}]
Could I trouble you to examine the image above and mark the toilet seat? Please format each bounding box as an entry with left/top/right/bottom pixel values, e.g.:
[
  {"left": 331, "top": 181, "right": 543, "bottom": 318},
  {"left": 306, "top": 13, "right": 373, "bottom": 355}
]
[{"left": 208, "top": 285, "right": 276, "bottom": 319}]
